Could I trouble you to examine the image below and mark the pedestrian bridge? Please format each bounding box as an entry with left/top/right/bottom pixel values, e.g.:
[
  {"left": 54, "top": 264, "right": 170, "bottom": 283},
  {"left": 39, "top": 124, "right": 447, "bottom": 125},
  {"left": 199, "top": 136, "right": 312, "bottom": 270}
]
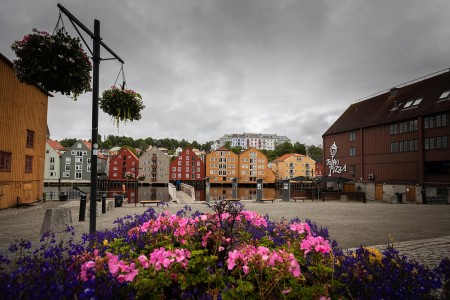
[{"left": 168, "top": 183, "right": 195, "bottom": 204}]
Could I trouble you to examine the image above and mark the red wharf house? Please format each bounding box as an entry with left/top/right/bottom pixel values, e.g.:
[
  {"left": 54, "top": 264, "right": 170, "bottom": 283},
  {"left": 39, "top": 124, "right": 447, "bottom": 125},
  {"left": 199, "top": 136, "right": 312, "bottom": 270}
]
[
  {"left": 169, "top": 148, "right": 206, "bottom": 186},
  {"left": 323, "top": 70, "right": 450, "bottom": 203},
  {"left": 108, "top": 147, "right": 139, "bottom": 182}
]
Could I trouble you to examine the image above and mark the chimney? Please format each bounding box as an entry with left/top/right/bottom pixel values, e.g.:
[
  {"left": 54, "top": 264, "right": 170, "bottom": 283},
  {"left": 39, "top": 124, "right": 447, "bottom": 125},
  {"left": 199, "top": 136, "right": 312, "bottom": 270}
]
[{"left": 389, "top": 87, "right": 399, "bottom": 97}]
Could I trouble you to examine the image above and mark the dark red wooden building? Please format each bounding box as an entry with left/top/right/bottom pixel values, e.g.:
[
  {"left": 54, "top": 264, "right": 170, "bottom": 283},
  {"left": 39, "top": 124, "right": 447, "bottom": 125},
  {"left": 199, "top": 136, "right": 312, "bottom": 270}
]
[
  {"left": 108, "top": 147, "right": 139, "bottom": 182},
  {"left": 169, "top": 148, "right": 206, "bottom": 187},
  {"left": 323, "top": 70, "right": 450, "bottom": 203}
]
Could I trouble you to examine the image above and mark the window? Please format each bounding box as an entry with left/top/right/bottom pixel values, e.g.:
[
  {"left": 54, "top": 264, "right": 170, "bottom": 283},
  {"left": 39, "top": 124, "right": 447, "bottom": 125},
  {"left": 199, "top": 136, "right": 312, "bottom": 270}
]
[
  {"left": 50, "top": 157, "right": 55, "bottom": 163},
  {"left": 390, "top": 142, "right": 398, "bottom": 153},
  {"left": 0, "top": 152, "right": 12, "bottom": 171},
  {"left": 349, "top": 147, "right": 356, "bottom": 156},
  {"left": 65, "top": 165, "right": 71, "bottom": 171},
  {"left": 436, "top": 114, "right": 447, "bottom": 127},
  {"left": 50, "top": 165, "right": 54, "bottom": 171},
  {"left": 25, "top": 156, "right": 33, "bottom": 173},
  {"left": 425, "top": 138, "right": 435, "bottom": 150},
  {"left": 424, "top": 117, "right": 434, "bottom": 129},
  {"left": 438, "top": 90, "right": 450, "bottom": 100},
  {"left": 409, "top": 120, "right": 418, "bottom": 131},
  {"left": 436, "top": 136, "right": 448, "bottom": 149},
  {"left": 349, "top": 132, "right": 356, "bottom": 141},
  {"left": 390, "top": 124, "right": 398, "bottom": 135},
  {"left": 409, "top": 139, "right": 418, "bottom": 151},
  {"left": 26, "top": 130, "right": 34, "bottom": 148},
  {"left": 75, "top": 172, "right": 82, "bottom": 179},
  {"left": 403, "top": 98, "right": 422, "bottom": 109}
]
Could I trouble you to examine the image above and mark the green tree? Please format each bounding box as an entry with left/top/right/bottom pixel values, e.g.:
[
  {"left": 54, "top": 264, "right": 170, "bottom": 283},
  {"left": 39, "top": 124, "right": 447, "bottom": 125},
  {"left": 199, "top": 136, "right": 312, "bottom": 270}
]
[
  {"left": 230, "top": 146, "right": 243, "bottom": 155},
  {"left": 274, "top": 142, "right": 294, "bottom": 158},
  {"left": 293, "top": 142, "right": 306, "bottom": 155},
  {"left": 59, "top": 138, "right": 77, "bottom": 148},
  {"left": 307, "top": 145, "right": 323, "bottom": 162},
  {"left": 223, "top": 141, "right": 232, "bottom": 149}
]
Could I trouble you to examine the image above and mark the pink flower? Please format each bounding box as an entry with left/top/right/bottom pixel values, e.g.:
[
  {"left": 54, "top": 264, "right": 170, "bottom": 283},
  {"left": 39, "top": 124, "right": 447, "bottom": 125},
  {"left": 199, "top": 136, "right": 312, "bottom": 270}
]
[
  {"left": 300, "top": 236, "right": 331, "bottom": 256},
  {"left": 138, "top": 255, "right": 149, "bottom": 269}
]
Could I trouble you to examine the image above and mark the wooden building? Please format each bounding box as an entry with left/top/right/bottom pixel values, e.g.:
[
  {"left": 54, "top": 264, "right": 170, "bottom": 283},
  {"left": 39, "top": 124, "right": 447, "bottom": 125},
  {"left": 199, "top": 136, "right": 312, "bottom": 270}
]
[
  {"left": 205, "top": 147, "right": 239, "bottom": 184},
  {"left": 0, "top": 53, "right": 49, "bottom": 209},
  {"left": 169, "top": 148, "right": 206, "bottom": 187},
  {"left": 323, "top": 70, "right": 450, "bottom": 203},
  {"left": 108, "top": 147, "right": 139, "bottom": 183},
  {"left": 270, "top": 153, "right": 316, "bottom": 180},
  {"left": 238, "top": 147, "right": 276, "bottom": 185},
  {"left": 139, "top": 146, "right": 170, "bottom": 185}
]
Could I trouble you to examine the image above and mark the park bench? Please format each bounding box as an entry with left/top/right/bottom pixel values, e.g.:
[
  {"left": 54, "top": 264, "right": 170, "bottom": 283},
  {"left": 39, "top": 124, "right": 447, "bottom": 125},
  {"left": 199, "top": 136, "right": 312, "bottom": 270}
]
[
  {"left": 291, "top": 197, "right": 311, "bottom": 202},
  {"left": 140, "top": 200, "right": 161, "bottom": 206},
  {"left": 260, "top": 198, "right": 277, "bottom": 203},
  {"left": 224, "top": 198, "right": 240, "bottom": 202}
]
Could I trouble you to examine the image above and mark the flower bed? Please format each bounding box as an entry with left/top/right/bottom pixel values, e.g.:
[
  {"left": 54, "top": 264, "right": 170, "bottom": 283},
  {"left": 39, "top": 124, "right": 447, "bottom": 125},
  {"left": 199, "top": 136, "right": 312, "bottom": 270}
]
[{"left": 0, "top": 201, "right": 448, "bottom": 299}]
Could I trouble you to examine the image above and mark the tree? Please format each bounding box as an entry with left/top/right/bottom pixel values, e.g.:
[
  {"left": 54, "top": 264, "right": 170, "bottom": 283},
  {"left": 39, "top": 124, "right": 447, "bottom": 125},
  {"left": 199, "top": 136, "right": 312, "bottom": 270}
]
[
  {"left": 59, "top": 138, "right": 77, "bottom": 148},
  {"left": 293, "top": 142, "right": 306, "bottom": 155},
  {"left": 307, "top": 145, "right": 323, "bottom": 162},
  {"left": 230, "top": 146, "right": 243, "bottom": 155},
  {"left": 274, "top": 142, "right": 294, "bottom": 158},
  {"left": 223, "top": 141, "right": 232, "bottom": 149}
]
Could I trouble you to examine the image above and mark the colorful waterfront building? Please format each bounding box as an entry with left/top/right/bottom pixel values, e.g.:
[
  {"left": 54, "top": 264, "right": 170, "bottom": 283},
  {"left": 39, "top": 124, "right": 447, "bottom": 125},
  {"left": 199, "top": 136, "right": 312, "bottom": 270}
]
[
  {"left": 169, "top": 148, "right": 206, "bottom": 184},
  {"left": 270, "top": 153, "right": 316, "bottom": 180},
  {"left": 205, "top": 147, "right": 239, "bottom": 184},
  {"left": 238, "top": 147, "right": 276, "bottom": 184}
]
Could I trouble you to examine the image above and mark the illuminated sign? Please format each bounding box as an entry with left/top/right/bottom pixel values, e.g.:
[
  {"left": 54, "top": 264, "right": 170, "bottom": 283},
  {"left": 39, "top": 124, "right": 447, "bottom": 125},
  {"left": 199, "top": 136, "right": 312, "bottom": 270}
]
[{"left": 326, "top": 142, "right": 347, "bottom": 176}]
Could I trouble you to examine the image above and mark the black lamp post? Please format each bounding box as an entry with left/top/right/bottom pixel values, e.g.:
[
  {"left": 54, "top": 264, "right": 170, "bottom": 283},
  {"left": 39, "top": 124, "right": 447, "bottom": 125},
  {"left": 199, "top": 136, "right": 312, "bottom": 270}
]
[{"left": 57, "top": 3, "right": 124, "bottom": 233}]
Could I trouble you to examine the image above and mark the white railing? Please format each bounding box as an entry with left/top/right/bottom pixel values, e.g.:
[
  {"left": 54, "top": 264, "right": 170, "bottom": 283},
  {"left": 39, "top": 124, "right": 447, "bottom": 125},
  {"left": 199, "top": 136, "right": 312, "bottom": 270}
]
[
  {"left": 181, "top": 183, "right": 196, "bottom": 201},
  {"left": 168, "top": 183, "right": 177, "bottom": 202}
]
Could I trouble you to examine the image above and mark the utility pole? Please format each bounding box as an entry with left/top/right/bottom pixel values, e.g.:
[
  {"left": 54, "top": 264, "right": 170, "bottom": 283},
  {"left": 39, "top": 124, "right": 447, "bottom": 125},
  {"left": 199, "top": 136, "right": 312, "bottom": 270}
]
[{"left": 57, "top": 3, "right": 124, "bottom": 233}]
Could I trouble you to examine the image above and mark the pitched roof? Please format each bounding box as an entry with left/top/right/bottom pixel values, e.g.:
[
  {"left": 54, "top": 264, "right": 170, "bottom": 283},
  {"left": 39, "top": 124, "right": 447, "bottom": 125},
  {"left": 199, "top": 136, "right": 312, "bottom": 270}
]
[
  {"left": 47, "top": 139, "right": 65, "bottom": 154},
  {"left": 272, "top": 153, "right": 304, "bottom": 163},
  {"left": 216, "top": 146, "right": 229, "bottom": 151},
  {"left": 323, "top": 70, "right": 450, "bottom": 136}
]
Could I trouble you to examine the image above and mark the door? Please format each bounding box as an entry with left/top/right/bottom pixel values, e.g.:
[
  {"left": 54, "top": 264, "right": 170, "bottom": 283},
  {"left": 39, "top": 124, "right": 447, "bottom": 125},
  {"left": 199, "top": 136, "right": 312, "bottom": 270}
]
[
  {"left": 406, "top": 186, "right": 416, "bottom": 202},
  {"left": 375, "top": 184, "right": 383, "bottom": 201}
]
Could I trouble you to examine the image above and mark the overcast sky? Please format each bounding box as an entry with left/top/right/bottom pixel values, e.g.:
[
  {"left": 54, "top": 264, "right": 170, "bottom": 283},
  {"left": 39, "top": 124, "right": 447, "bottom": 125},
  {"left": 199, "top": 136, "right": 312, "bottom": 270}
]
[{"left": 2, "top": 0, "right": 450, "bottom": 146}]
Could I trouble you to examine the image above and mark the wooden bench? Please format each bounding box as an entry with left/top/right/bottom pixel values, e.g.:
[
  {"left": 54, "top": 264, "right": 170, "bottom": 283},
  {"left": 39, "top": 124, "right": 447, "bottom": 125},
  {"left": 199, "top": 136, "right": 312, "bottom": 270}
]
[
  {"left": 224, "top": 198, "right": 240, "bottom": 202},
  {"left": 291, "top": 197, "right": 310, "bottom": 202},
  {"left": 141, "top": 200, "right": 161, "bottom": 206},
  {"left": 260, "top": 198, "right": 277, "bottom": 203}
]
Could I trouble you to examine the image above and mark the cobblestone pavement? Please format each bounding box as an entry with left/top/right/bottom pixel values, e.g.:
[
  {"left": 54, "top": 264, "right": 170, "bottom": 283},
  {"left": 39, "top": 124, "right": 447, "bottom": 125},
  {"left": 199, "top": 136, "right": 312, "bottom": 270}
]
[
  {"left": 361, "top": 236, "right": 450, "bottom": 269},
  {"left": 0, "top": 199, "right": 449, "bottom": 269}
]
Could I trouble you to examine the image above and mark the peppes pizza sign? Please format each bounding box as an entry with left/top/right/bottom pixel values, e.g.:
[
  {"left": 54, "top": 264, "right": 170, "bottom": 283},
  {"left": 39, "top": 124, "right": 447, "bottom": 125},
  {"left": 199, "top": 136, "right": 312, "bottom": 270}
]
[{"left": 326, "top": 142, "right": 347, "bottom": 176}]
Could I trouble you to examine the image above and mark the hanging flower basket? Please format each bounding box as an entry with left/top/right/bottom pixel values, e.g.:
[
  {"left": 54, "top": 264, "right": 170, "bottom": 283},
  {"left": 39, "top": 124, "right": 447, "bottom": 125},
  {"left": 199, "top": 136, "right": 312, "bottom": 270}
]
[
  {"left": 10, "top": 28, "right": 92, "bottom": 100},
  {"left": 124, "top": 171, "right": 135, "bottom": 179},
  {"left": 99, "top": 86, "right": 145, "bottom": 127},
  {"left": 137, "top": 174, "right": 146, "bottom": 181}
]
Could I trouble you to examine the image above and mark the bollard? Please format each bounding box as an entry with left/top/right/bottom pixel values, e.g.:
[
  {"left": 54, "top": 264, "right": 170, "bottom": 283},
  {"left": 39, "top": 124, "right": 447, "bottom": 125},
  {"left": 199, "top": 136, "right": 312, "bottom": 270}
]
[
  {"left": 79, "top": 194, "right": 87, "bottom": 221},
  {"left": 205, "top": 177, "right": 210, "bottom": 204},
  {"left": 256, "top": 179, "right": 263, "bottom": 202},
  {"left": 282, "top": 179, "right": 290, "bottom": 202},
  {"left": 102, "top": 194, "right": 106, "bottom": 214}
]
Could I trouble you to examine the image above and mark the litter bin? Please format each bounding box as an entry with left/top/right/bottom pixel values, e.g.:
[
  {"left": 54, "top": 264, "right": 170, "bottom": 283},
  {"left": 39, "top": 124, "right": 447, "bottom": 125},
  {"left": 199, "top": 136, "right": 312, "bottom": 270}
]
[
  {"left": 79, "top": 194, "right": 87, "bottom": 221},
  {"left": 395, "top": 192, "right": 403, "bottom": 204},
  {"left": 59, "top": 193, "right": 68, "bottom": 201},
  {"left": 114, "top": 195, "right": 124, "bottom": 207}
]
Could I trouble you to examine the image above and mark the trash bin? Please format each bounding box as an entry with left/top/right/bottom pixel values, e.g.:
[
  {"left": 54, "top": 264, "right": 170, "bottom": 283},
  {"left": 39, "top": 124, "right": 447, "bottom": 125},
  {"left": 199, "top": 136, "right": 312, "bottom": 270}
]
[
  {"left": 79, "top": 194, "right": 87, "bottom": 221},
  {"left": 395, "top": 192, "right": 403, "bottom": 204},
  {"left": 114, "top": 195, "right": 124, "bottom": 207},
  {"left": 59, "top": 193, "right": 68, "bottom": 201}
]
